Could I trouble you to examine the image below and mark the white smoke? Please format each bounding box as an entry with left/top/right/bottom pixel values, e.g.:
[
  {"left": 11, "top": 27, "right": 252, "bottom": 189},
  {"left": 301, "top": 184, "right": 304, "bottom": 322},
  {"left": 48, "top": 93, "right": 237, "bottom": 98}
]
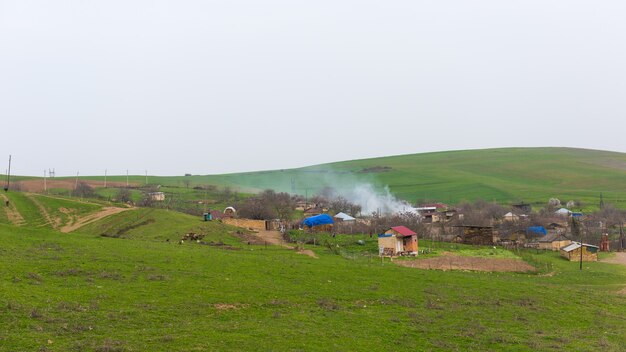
[{"left": 338, "top": 183, "right": 416, "bottom": 215}]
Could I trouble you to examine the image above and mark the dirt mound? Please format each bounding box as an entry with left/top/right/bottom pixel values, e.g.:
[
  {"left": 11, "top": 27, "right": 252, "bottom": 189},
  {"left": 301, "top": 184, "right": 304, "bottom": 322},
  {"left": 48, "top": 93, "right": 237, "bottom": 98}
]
[
  {"left": 16, "top": 179, "right": 136, "bottom": 193},
  {"left": 396, "top": 254, "right": 536, "bottom": 272}
]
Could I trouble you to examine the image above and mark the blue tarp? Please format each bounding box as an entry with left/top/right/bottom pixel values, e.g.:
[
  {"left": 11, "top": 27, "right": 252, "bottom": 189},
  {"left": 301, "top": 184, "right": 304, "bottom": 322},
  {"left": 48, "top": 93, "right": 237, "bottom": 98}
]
[
  {"left": 526, "top": 226, "right": 547, "bottom": 236},
  {"left": 303, "top": 214, "right": 334, "bottom": 228}
]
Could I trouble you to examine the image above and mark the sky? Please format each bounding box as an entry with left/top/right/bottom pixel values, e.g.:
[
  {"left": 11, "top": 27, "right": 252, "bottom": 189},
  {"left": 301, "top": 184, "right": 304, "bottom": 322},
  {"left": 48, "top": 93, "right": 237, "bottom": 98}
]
[{"left": 1, "top": 0, "right": 626, "bottom": 176}]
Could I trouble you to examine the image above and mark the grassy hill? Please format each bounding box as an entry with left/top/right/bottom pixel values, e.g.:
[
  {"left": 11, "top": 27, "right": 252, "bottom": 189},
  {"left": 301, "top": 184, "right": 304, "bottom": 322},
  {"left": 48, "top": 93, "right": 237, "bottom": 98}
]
[
  {"left": 11, "top": 147, "right": 626, "bottom": 209},
  {"left": 84, "top": 147, "right": 626, "bottom": 209},
  {"left": 1, "top": 222, "right": 625, "bottom": 351}
]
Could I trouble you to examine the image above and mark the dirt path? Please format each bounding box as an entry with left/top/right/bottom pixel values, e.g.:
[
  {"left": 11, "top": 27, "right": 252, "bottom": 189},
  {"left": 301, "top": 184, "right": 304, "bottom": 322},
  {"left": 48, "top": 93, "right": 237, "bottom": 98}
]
[
  {"left": 601, "top": 252, "right": 626, "bottom": 266},
  {"left": 255, "top": 230, "right": 318, "bottom": 258},
  {"left": 26, "top": 194, "right": 59, "bottom": 229},
  {"left": 396, "top": 253, "right": 536, "bottom": 272},
  {"left": 0, "top": 193, "right": 25, "bottom": 226},
  {"left": 60, "top": 207, "right": 132, "bottom": 233}
]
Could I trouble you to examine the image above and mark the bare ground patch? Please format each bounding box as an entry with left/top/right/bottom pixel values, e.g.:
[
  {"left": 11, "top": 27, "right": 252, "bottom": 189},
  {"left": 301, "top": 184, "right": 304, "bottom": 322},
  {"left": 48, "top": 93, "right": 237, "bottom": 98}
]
[
  {"left": 601, "top": 252, "right": 626, "bottom": 267},
  {"left": 396, "top": 254, "right": 536, "bottom": 272},
  {"left": 17, "top": 179, "right": 136, "bottom": 193},
  {"left": 253, "top": 230, "right": 318, "bottom": 258}
]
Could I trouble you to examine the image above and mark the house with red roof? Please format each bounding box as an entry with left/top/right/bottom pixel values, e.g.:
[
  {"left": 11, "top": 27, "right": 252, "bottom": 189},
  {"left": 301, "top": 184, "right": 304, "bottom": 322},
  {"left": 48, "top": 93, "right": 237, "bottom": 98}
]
[{"left": 378, "top": 226, "right": 418, "bottom": 256}]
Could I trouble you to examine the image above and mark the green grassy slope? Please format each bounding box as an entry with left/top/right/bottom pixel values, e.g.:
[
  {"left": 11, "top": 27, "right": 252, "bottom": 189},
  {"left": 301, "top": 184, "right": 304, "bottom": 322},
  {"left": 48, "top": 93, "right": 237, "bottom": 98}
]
[
  {"left": 1, "top": 223, "right": 625, "bottom": 351},
  {"left": 19, "top": 147, "right": 626, "bottom": 208},
  {"left": 0, "top": 192, "right": 104, "bottom": 229}
]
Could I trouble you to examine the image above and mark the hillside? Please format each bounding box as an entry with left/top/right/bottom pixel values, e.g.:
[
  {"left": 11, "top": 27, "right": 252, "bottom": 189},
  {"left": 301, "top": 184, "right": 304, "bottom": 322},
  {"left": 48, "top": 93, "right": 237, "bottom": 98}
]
[
  {"left": 12, "top": 147, "right": 626, "bottom": 209},
  {"left": 0, "top": 192, "right": 107, "bottom": 230},
  {"left": 92, "top": 147, "right": 626, "bottom": 209}
]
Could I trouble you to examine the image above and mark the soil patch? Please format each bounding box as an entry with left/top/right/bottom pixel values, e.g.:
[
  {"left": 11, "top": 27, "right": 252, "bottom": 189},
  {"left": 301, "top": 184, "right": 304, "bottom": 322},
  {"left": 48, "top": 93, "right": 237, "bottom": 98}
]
[
  {"left": 601, "top": 252, "right": 626, "bottom": 267},
  {"left": 254, "top": 230, "right": 318, "bottom": 258},
  {"left": 396, "top": 253, "right": 536, "bottom": 272},
  {"left": 16, "top": 179, "right": 136, "bottom": 193}
]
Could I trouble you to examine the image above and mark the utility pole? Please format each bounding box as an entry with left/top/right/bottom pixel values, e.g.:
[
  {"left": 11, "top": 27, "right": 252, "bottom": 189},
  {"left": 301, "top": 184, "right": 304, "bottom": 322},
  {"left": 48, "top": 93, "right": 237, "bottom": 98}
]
[
  {"left": 43, "top": 170, "right": 47, "bottom": 193},
  {"left": 4, "top": 155, "right": 11, "bottom": 192}
]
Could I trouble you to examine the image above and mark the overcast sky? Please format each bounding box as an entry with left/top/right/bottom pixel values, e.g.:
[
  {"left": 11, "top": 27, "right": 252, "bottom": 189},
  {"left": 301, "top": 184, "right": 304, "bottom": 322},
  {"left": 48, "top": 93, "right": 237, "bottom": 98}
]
[{"left": 1, "top": 0, "right": 625, "bottom": 176}]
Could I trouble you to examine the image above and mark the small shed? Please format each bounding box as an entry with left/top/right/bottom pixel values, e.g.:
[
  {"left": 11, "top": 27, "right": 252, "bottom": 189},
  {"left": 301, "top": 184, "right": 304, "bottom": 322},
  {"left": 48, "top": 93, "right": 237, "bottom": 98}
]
[
  {"left": 560, "top": 242, "right": 599, "bottom": 262},
  {"left": 378, "top": 226, "right": 418, "bottom": 256}
]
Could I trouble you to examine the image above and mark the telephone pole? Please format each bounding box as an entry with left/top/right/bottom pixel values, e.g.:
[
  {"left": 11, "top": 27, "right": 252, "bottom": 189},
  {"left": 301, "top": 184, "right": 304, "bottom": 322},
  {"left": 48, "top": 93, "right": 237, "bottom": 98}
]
[{"left": 4, "top": 155, "right": 11, "bottom": 192}]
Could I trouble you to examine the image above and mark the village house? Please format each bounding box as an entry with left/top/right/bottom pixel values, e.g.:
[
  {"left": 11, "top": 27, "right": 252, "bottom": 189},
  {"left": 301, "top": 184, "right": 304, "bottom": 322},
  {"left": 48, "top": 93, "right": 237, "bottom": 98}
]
[
  {"left": 503, "top": 212, "right": 520, "bottom": 222},
  {"left": 333, "top": 212, "right": 356, "bottom": 222},
  {"left": 377, "top": 226, "right": 418, "bottom": 256},
  {"left": 148, "top": 192, "right": 165, "bottom": 201},
  {"left": 537, "top": 233, "right": 572, "bottom": 251},
  {"left": 560, "top": 242, "right": 599, "bottom": 262}
]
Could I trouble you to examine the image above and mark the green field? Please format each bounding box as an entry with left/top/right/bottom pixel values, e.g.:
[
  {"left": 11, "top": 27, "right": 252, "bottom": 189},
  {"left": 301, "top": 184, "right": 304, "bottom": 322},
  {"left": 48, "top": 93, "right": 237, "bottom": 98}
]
[
  {"left": 62, "top": 147, "right": 626, "bottom": 210},
  {"left": 1, "top": 216, "right": 625, "bottom": 351}
]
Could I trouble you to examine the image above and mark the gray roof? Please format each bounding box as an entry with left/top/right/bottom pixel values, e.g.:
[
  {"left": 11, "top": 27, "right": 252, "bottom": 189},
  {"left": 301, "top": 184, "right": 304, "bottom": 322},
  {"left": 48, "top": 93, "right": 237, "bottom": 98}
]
[{"left": 561, "top": 242, "right": 599, "bottom": 252}]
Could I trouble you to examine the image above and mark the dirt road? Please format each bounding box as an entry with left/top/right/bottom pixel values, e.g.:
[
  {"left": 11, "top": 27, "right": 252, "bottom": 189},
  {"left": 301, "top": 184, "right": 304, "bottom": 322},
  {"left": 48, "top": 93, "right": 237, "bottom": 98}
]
[
  {"left": 0, "top": 193, "right": 25, "bottom": 226},
  {"left": 255, "top": 230, "right": 318, "bottom": 258},
  {"left": 60, "top": 207, "right": 132, "bottom": 233}
]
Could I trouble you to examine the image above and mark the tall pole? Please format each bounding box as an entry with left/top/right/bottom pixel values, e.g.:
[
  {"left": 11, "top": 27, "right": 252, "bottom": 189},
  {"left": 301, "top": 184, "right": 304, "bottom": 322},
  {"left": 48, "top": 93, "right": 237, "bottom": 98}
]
[
  {"left": 579, "top": 220, "right": 583, "bottom": 271},
  {"left": 43, "top": 170, "right": 47, "bottom": 193},
  {"left": 4, "top": 155, "right": 11, "bottom": 192}
]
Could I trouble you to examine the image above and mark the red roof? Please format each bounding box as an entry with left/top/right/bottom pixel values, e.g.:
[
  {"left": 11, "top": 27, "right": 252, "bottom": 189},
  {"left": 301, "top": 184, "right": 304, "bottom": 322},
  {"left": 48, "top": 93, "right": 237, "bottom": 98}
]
[{"left": 389, "top": 226, "right": 416, "bottom": 237}]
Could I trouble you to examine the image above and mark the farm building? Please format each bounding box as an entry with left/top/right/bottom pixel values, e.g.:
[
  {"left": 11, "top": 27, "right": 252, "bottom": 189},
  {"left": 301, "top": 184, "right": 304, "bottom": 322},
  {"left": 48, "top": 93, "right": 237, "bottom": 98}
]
[
  {"left": 560, "top": 242, "right": 599, "bottom": 262},
  {"left": 148, "top": 192, "right": 165, "bottom": 201},
  {"left": 503, "top": 212, "right": 520, "bottom": 222},
  {"left": 303, "top": 214, "right": 334, "bottom": 232},
  {"left": 455, "top": 225, "right": 495, "bottom": 245},
  {"left": 333, "top": 212, "right": 356, "bottom": 222},
  {"left": 378, "top": 226, "right": 418, "bottom": 256},
  {"left": 537, "top": 233, "right": 572, "bottom": 251}
]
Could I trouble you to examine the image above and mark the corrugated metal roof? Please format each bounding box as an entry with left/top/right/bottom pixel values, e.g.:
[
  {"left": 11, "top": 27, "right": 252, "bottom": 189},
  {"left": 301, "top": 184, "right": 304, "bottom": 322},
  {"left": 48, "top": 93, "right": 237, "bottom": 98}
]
[{"left": 561, "top": 242, "right": 599, "bottom": 252}]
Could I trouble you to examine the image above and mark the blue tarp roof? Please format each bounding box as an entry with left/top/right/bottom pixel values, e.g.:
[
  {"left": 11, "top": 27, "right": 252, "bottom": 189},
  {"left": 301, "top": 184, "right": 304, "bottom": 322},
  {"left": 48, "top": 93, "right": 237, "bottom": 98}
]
[
  {"left": 303, "top": 214, "right": 334, "bottom": 228},
  {"left": 527, "top": 226, "right": 547, "bottom": 236}
]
